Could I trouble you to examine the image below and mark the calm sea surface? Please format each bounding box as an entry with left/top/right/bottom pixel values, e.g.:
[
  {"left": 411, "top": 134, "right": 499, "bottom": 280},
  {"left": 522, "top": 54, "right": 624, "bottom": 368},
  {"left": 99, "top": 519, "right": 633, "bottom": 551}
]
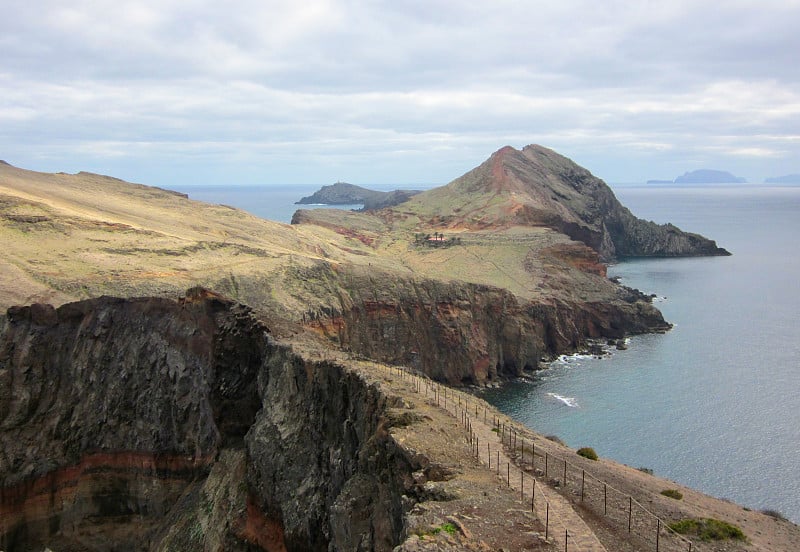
[
  {"left": 174, "top": 183, "right": 800, "bottom": 522},
  {"left": 481, "top": 185, "right": 800, "bottom": 523}
]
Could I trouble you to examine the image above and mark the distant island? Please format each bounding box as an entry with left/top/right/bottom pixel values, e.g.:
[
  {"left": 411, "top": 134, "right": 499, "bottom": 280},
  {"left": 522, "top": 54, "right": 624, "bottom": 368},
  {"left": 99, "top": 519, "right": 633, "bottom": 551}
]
[
  {"left": 765, "top": 174, "right": 800, "bottom": 184},
  {"left": 673, "top": 169, "right": 746, "bottom": 184},
  {"left": 295, "top": 181, "right": 421, "bottom": 210}
]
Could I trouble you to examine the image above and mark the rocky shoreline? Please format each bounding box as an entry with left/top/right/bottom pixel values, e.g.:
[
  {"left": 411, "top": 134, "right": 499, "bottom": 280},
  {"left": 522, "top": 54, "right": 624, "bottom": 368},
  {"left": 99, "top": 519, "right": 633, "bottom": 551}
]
[{"left": 2, "top": 290, "right": 798, "bottom": 551}]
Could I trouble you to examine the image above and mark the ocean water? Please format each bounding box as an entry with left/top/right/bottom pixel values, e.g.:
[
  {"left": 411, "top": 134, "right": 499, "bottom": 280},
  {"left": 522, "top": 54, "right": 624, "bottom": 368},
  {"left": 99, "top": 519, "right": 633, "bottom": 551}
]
[
  {"left": 173, "top": 182, "right": 800, "bottom": 522},
  {"left": 480, "top": 185, "right": 800, "bottom": 523},
  {"left": 170, "top": 184, "right": 365, "bottom": 223},
  {"left": 171, "top": 183, "right": 437, "bottom": 224}
]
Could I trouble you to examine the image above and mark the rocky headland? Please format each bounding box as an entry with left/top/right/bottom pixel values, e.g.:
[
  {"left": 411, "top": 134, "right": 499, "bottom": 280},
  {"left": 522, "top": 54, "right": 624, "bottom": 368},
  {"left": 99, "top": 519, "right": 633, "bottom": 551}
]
[
  {"left": 295, "top": 182, "right": 421, "bottom": 210},
  {"left": 4, "top": 146, "right": 793, "bottom": 552},
  {"left": 0, "top": 148, "right": 694, "bottom": 386},
  {"left": 2, "top": 290, "right": 798, "bottom": 552}
]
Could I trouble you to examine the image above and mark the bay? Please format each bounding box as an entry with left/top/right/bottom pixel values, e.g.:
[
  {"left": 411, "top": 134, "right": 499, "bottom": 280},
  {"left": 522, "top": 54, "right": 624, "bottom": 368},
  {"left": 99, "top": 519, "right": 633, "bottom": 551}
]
[
  {"left": 172, "top": 181, "right": 800, "bottom": 522},
  {"left": 170, "top": 184, "right": 364, "bottom": 223},
  {"left": 480, "top": 185, "right": 800, "bottom": 523}
]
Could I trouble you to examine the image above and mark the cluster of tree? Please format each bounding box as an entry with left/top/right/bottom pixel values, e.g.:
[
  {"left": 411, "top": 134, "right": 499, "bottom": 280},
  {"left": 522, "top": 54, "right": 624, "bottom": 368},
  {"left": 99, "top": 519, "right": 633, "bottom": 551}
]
[{"left": 412, "top": 232, "right": 462, "bottom": 248}]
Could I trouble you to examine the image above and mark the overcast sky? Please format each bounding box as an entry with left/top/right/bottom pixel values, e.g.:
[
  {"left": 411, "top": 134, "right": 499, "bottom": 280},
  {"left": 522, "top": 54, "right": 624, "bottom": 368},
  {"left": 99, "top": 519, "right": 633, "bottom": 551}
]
[{"left": 2, "top": 0, "right": 799, "bottom": 186}]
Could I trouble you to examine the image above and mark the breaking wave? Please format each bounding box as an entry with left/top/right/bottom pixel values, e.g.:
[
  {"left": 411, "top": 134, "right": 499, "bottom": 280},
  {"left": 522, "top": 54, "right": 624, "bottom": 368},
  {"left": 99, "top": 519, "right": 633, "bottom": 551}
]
[{"left": 547, "top": 393, "right": 579, "bottom": 408}]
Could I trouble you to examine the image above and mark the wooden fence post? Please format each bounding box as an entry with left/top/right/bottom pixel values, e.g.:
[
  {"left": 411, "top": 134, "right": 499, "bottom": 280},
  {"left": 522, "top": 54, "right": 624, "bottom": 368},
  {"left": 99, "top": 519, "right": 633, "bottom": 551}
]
[
  {"left": 546, "top": 503, "right": 549, "bottom": 540},
  {"left": 581, "top": 469, "right": 585, "bottom": 501},
  {"left": 628, "top": 496, "right": 632, "bottom": 533}
]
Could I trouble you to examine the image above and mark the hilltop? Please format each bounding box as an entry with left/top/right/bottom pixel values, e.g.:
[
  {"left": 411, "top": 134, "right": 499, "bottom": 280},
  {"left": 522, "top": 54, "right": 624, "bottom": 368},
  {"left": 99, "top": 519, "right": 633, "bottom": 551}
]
[
  {"left": 296, "top": 145, "right": 730, "bottom": 262},
  {"left": 295, "top": 181, "right": 421, "bottom": 210},
  {"left": 0, "top": 153, "right": 675, "bottom": 385},
  {"left": 2, "top": 150, "right": 797, "bottom": 551}
]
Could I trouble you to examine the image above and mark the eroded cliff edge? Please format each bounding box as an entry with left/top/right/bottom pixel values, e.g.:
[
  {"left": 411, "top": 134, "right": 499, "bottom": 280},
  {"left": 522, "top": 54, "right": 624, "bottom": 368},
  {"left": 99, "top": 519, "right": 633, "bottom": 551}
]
[
  {"left": 0, "top": 290, "right": 420, "bottom": 551},
  {"left": 295, "top": 264, "right": 669, "bottom": 384}
]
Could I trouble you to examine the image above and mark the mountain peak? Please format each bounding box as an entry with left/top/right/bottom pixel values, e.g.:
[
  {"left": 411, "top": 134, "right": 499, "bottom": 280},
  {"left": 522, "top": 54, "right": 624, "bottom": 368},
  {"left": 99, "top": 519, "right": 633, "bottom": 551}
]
[{"left": 421, "top": 144, "right": 730, "bottom": 260}]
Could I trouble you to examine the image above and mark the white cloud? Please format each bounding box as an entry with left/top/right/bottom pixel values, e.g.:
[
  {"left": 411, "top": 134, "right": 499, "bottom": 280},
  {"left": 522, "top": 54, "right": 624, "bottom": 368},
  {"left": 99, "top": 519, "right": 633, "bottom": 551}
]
[{"left": 1, "top": 0, "right": 799, "bottom": 184}]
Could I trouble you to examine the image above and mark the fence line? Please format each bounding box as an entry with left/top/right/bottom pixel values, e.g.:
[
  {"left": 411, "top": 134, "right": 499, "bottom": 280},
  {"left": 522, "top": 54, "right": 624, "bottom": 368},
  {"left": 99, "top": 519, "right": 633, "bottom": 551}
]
[
  {"left": 383, "top": 365, "right": 695, "bottom": 552},
  {"left": 490, "top": 411, "right": 694, "bottom": 552},
  {"left": 387, "top": 366, "right": 588, "bottom": 552}
]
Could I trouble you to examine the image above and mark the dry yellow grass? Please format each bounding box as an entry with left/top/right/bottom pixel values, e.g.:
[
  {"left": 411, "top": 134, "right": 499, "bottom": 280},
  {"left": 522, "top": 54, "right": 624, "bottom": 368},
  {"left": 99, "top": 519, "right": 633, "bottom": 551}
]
[{"left": 1, "top": 162, "right": 619, "bottom": 319}]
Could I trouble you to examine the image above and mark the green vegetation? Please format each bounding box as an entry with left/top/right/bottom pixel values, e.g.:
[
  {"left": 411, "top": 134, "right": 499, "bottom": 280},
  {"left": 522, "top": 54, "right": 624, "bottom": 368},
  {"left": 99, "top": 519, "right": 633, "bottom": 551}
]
[
  {"left": 637, "top": 467, "right": 654, "bottom": 475},
  {"left": 418, "top": 522, "right": 458, "bottom": 538},
  {"left": 545, "top": 435, "right": 565, "bottom": 445},
  {"left": 576, "top": 447, "right": 598, "bottom": 461},
  {"left": 660, "top": 489, "right": 683, "bottom": 500},
  {"left": 668, "top": 518, "right": 747, "bottom": 542}
]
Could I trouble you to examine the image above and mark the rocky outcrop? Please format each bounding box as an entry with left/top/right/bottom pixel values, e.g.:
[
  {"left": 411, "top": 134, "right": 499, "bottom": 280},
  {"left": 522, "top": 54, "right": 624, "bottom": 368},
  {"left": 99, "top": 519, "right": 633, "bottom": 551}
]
[
  {"left": 435, "top": 145, "right": 731, "bottom": 260},
  {"left": 299, "top": 267, "right": 670, "bottom": 385},
  {"left": 0, "top": 290, "right": 421, "bottom": 551},
  {"left": 296, "top": 182, "right": 420, "bottom": 209}
]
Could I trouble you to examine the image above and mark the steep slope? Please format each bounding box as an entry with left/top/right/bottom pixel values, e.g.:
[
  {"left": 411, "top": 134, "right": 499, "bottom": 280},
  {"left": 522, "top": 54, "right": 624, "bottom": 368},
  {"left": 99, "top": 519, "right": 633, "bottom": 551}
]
[
  {"left": 1, "top": 159, "right": 672, "bottom": 385},
  {"left": 394, "top": 145, "right": 730, "bottom": 260},
  {"left": 0, "top": 290, "right": 415, "bottom": 551},
  {"left": 3, "top": 292, "right": 798, "bottom": 552}
]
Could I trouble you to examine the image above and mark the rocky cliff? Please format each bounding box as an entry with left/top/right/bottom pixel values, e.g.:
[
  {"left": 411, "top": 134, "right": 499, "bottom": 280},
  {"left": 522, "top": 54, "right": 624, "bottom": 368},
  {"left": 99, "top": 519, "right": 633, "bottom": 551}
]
[
  {"left": 429, "top": 145, "right": 731, "bottom": 260},
  {"left": 0, "top": 152, "right": 716, "bottom": 389},
  {"left": 297, "top": 265, "right": 668, "bottom": 385},
  {"left": 0, "top": 290, "right": 423, "bottom": 551}
]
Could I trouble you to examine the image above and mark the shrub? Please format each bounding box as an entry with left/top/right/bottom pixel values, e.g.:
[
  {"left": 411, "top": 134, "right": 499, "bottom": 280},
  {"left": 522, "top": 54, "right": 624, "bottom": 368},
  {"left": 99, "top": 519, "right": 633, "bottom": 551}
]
[
  {"left": 660, "top": 489, "right": 683, "bottom": 500},
  {"left": 545, "top": 434, "right": 565, "bottom": 445},
  {"left": 761, "top": 509, "right": 787, "bottom": 521},
  {"left": 420, "top": 523, "right": 458, "bottom": 537},
  {"left": 439, "top": 523, "right": 457, "bottom": 535},
  {"left": 637, "top": 467, "right": 654, "bottom": 475},
  {"left": 576, "top": 447, "right": 598, "bottom": 461},
  {"left": 668, "top": 518, "right": 747, "bottom": 542}
]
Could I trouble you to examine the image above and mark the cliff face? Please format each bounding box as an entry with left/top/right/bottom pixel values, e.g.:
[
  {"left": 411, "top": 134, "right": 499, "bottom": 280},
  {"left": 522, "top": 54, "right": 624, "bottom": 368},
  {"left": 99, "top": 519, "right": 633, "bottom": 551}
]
[
  {"left": 427, "top": 145, "right": 731, "bottom": 260},
  {"left": 298, "top": 267, "right": 669, "bottom": 385},
  {"left": 0, "top": 290, "right": 417, "bottom": 551}
]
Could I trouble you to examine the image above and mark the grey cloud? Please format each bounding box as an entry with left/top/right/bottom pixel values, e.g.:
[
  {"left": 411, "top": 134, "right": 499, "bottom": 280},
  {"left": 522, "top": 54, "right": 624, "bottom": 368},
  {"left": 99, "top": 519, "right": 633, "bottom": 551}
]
[{"left": 2, "top": 0, "right": 800, "bottom": 185}]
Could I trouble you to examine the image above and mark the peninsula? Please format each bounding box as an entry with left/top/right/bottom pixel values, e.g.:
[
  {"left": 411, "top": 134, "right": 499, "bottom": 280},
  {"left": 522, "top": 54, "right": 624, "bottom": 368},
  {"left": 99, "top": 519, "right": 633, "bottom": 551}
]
[
  {"left": 3, "top": 146, "right": 793, "bottom": 552},
  {"left": 295, "top": 181, "right": 421, "bottom": 210}
]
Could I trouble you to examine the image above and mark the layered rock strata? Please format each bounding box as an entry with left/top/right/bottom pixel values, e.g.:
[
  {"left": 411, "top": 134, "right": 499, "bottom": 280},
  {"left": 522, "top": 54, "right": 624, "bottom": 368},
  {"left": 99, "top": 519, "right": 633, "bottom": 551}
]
[
  {"left": 0, "top": 290, "right": 419, "bottom": 551},
  {"left": 296, "top": 264, "right": 669, "bottom": 385}
]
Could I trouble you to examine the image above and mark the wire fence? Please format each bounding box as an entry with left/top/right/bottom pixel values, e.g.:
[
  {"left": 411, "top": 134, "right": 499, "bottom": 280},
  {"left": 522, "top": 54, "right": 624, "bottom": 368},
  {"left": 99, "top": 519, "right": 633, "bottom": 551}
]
[
  {"left": 491, "top": 416, "right": 695, "bottom": 552},
  {"left": 383, "top": 365, "right": 696, "bottom": 552}
]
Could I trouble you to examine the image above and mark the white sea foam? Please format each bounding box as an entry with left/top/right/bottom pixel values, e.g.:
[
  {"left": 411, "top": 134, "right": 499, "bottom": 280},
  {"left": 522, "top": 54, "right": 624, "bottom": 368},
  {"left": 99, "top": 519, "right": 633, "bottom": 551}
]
[{"left": 547, "top": 392, "right": 579, "bottom": 408}]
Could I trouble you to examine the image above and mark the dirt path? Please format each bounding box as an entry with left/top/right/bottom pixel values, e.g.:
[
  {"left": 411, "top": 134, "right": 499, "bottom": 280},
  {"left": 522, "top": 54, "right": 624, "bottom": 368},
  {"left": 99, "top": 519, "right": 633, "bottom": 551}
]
[
  {"left": 416, "top": 377, "right": 609, "bottom": 552},
  {"left": 320, "top": 353, "right": 800, "bottom": 552}
]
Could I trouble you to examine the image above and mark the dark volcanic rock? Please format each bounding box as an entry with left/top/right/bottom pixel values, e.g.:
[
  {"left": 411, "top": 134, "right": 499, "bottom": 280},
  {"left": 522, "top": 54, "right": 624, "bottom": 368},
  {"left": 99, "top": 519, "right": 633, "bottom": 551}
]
[
  {"left": 297, "top": 265, "right": 670, "bottom": 386},
  {"left": 0, "top": 290, "right": 416, "bottom": 551}
]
